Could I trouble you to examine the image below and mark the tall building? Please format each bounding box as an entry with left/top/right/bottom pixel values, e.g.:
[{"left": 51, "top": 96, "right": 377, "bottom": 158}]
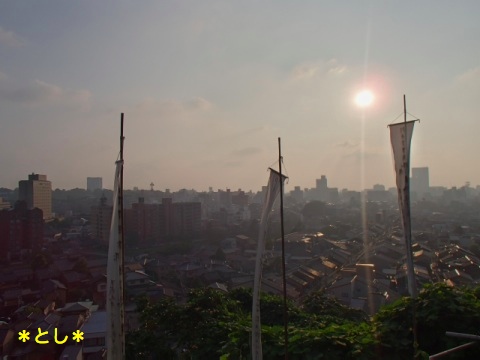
[
  {"left": 218, "top": 189, "right": 232, "bottom": 208},
  {"left": 0, "top": 201, "right": 44, "bottom": 260},
  {"left": 311, "top": 175, "right": 338, "bottom": 203},
  {"left": 160, "top": 197, "right": 175, "bottom": 239},
  {"left": 290, "top": 186, "right": 304, "bottom": 203},
  {"left": 90, "top": 196, "right": 113, "bottom": 244},
  {"left": 158, "top": 198, "right": 201, "bottom": 240},
  {"left": 232, "top": 189, "right": 249, "bottom": 206},
  {"left": 411, "top": 167, "right": 430, "bottom": 199},
  {"left": 126, "top": 197, "right": 202, "bottom": 243},
  {"left": 128, "top": 197, "right": 161, "bottom": 243},
  {"left": 373, "top": 184, "right": 386, "bottom": 191},
  {"left": 316, "top": 175, "right": 328, "bottom": 191},
  {"left": 0, "top": 197, "right": 10, "bottom": 210},
  {"left": 171, "top": 201, "right": 202, "bottom": 238},
  {"left": 18, "top": 173, "right": 52, "bottom": 220},
  {"left": 87, "top": 177, "right": 103, "bottom": 191}
]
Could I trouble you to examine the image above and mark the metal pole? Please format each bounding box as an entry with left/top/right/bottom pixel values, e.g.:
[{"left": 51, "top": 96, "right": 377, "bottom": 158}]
[
  {"left": 278, "top": 137, "right": 288, "bottom": 360},
  {"left": 403, "top": 95, "right": 417, "bottom": 298},
  {"left": 429, "top": 342, "right": 477, "bottom": 359},
  {"left": 119, "top": 113, "right": 126, "bottom": 359},
  {"left": 446, "top": 332, "right": 480, "bottom": 341}
]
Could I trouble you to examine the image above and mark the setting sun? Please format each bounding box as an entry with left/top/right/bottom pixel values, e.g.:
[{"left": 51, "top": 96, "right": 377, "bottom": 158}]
[{"left": 355, "top": 90, "right": 375, "bottom": 107}]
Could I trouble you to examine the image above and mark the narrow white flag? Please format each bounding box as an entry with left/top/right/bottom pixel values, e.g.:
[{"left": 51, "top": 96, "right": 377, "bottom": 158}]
[
  {"left": 106, "top": 159, "right": 125, "bottom": 359},
  {"left": 252, "top": 168, "right": 287, "bottom": 360},
  {"left": 389, "top": 120, "right": 417, "bottom": 297}
]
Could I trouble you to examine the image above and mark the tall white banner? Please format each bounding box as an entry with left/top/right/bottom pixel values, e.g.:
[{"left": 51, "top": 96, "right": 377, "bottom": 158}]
[
  {"left": 252, "top": 168, "right": 287, "bottom": 360},
  {"left": 389, "top": 120, "right": 417, "bottom": 297},
  {"left": 107, "top": 160, "right": 125, "bottom": 359}
]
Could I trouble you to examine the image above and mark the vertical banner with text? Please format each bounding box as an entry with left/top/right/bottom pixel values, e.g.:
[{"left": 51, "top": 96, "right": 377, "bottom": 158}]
[
  {"left": 389, "top": 120, "right": 417, "bottom": 297},
  {"left": 106, "top": 160, "right": 125, "bottom": 359},
  {"left": 252, "top": 168, "right": 287, "bottom": 360}
]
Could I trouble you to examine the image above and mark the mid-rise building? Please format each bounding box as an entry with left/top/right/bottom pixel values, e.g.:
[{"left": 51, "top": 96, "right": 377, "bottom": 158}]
[
  {"left": 218, "top": 189, "right": 232, "bottom": 208},
  {"left": 316, "top": 175, "right": 328, "bottom": 192},
  {"left": 128, "top": 197, "right": 161, "bottom": 243},
  {"left": 90, "top": 196, "right": 112, "bottom": 243},
  {"left": 290, "top": 186, "right": 304, "bottom": 203},
  {"left": 232, "top": 189, "right": 249, "bottom": 206},
  {"left": 159, "top": 198, "right": 201, "bottom": 240},
  {"left": 18, "top": 173, "right": 52, "bottom": 220},
  {"left": 0, "top": 201, "right": 44, "bottom": 259},
  {"left": 87, "top": 177, "right": 103, "bottom": 191},
  {"left": 310, "top": 175, "right": 338, "bottom": 203},
  {"left": 411, "top": 167, "right": 430, "bottom": 199},
  {"left": 373, "top": 184, "right": 386, "bottom": 191},
  {"left": 126, "top": 197, "right": 201, "bottom": 243},
  {"left": 0, "top": 197, "right": 10, "bottom": 210}
]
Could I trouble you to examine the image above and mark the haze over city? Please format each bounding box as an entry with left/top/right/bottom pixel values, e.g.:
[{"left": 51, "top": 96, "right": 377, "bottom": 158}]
[{"left": 1, "top": 1, "right": 479, "bottom": 192}]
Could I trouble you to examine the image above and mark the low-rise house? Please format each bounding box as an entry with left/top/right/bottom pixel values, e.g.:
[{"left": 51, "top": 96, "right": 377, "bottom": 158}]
[
  {"left": 286, "top": 275, "right": 308, "bottom": 293},
  {"left": 86, "top": 258, "right": 107, "bottom": 276},
  {"left": 176, "top": 262, "right": 205, "bottom": 279},
  {"left": 52, "top": 258, "right": 76, "bottom": 275},
  {"left": 58, "top": 301, "right": 97, "bottom": 319},
  {"left": 395, "top": 263, "right": 433, "bottom": 294},
  {"left": 0, "top": 325, "right": 15, "bottom": 357},
  {"left": 125, "top": 262, "right": 144, "bottom": 272},
  {"left": 208, "top": 282, "right": 228, "bottom": 293},
  {"left": 125, "top": 270, "right": 151, "bottom": 287},
  {"left": 59, "top": 345, "right": 83, "bottom": 360},
  {"left": 32, "top": 299, "right": 56, "bottom": 316},
  {"left": 125, "top": 270, "right": 171, "bottom": 301},
  {"left": 325, "top": 263, "right": 397, "bottom": 315},
  {"left": 367, "top": 253, "right": 399, "bottom": 274},
  {"left": 35, "top": 268, "right": 56, "bottom": 286},
  {"left": 324, "top": 247, "right": 352, "bottom": 267},
  {"left": 60, "top": 271, "right": 91, "bottom": 302},
  {"left": 58, "top": 313, "right": 86, "bottom": 341},
  {"left": 41, "top": 279, "right": 67, "bottom": 307},
  {"left": 90, "top": 274, "right": 107, "bottom": 308},
  {"left": 442, "top": 269, "right": 475, "bottom": 286},
  {"left": 81, "top": 310, "right": 106, "bottom": 358},
  {"left": 1, "top": 288, "right": 23, "bottom": 310}
]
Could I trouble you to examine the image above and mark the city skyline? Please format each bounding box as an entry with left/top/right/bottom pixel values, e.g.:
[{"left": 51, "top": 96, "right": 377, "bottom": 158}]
[
  {"left": 1, "top": 2, "right": 480, "bottom": 192},
  {"left": 2, "top": 168, "right": 473, "bottom": 196}
]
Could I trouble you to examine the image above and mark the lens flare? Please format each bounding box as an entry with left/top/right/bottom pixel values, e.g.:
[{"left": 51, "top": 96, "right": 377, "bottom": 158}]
[{"left": 355, "top": 90, "right": 374, "bottom": 107}]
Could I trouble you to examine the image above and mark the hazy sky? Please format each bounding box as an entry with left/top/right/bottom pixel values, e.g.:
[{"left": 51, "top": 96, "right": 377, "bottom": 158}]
[{"left": 1, "top": 1, "right": 479, "bottom": 192}]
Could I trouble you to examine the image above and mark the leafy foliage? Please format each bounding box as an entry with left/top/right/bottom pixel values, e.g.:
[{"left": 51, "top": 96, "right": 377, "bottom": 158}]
[
  {"left": 302, "top": 290, "right": 368, "bottom": 324},
  {"left": 374, "top": 283, "right": 480, "bottom": 359},
  {"left": 125, "top": 296, "right": 178, "bottom": 359},
  {"left": 126, "top": 283, "right": 480, "bottom": 359}
]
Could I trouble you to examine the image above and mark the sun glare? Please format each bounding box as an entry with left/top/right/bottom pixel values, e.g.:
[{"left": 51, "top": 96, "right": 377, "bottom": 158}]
[{"left": 355, "top": 90, "right": 374, "bottom": 108}]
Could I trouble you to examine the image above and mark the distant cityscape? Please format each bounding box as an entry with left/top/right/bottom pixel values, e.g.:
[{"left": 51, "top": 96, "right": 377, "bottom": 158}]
[
  {"left": 0, "top": 168, "right": 480, "bottom": 357},
  {"left": 2, "top": 166, "right": 479, "bottom": 224}
]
